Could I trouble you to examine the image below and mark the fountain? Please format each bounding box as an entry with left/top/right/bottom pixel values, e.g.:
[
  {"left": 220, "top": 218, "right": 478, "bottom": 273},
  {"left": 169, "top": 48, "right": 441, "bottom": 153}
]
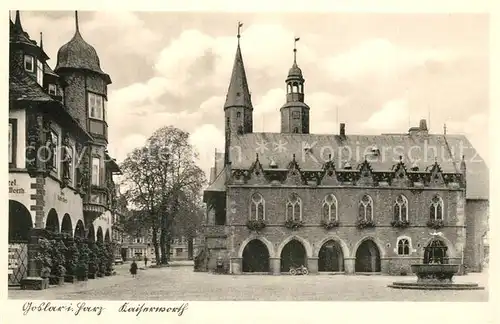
[{"left": 388, "top": 232, "right": 484, "bottom": 290}]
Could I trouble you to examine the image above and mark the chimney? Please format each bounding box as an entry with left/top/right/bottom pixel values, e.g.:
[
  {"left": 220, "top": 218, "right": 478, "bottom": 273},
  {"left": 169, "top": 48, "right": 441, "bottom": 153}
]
[{"left": 340, "top": 123, "right": 346, "bottom": 137}]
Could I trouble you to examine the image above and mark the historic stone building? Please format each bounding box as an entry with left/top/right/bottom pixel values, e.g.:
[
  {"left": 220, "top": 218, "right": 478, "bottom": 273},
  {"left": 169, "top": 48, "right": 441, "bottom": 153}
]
[
  {"left": 201, "top": 33, "right": 489, "bottom": 275},
  {"left": 8, "top": 11, "right": 120, "bottom": 285}
]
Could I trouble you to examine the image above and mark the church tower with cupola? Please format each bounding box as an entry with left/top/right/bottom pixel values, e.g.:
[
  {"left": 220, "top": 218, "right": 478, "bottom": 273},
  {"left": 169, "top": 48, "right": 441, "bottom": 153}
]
[
  {"left": 223, "top": 22, "right": 253, "bottom": 164},
  {"left": 280, "top": 38, "right": 310, "bottom": 134}
]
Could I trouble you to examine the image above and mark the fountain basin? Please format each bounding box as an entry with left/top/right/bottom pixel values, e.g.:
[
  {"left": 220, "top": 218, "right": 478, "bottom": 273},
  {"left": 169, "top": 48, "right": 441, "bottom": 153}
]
[
  {"left": 412, "top": 264, "right": 459, "bottom": 283},
  {"left": 388, "top": 264, "right": 484, "bottom": 290}
]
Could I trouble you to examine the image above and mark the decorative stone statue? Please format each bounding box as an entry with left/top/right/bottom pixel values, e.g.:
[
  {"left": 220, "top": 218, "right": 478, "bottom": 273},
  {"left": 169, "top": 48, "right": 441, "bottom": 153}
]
[{"left": 61, "top": 135, "right": 72, "bottom": 186}]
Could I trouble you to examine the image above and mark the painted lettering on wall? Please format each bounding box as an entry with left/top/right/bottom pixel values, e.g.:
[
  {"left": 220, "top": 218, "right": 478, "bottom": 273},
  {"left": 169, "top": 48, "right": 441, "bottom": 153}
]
[{"left": 8, "top": 179, "right": 25, "bottom": 194}]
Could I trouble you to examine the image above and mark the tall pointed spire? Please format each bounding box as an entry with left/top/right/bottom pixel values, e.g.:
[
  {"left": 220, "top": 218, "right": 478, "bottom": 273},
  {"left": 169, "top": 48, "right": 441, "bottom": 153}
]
[
  {"left": 223, "top": 22, "right": 252, "bottom": 110},
  {"left": 14, "top": 10, "right": 23, "bottom": 31}
]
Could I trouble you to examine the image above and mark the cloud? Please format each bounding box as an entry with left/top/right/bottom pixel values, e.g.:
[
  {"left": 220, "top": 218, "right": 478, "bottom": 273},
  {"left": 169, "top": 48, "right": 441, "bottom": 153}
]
[
  {"left": 189, "top": 124, "right": 225, "bottom": 176},
  {"left": 446, "top": 113, "right": 489, "bottom": 164},
  {"left": 360, "top": 98, "right": 410, "bottom": 132},
  {"left": 325, "top": 38, "right": 457, "bottom": 82}
]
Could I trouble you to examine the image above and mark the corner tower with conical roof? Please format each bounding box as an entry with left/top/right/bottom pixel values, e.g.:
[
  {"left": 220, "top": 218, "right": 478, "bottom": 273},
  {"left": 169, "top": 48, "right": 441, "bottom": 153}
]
[
  {"left": 280, "top": 37, "right": 310, "bottom": 134},
  {"left": 55, "top": 11, "right": 111, "bottom": 144},
  {"left": 224, "top": 22, "right": 253, "bottom": 164}
]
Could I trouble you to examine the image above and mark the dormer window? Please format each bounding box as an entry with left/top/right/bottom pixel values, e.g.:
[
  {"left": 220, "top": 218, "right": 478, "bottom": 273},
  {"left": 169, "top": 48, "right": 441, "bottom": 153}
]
[
  {"left": 88, "top": 92, "right": 104, "bottom": 120},
  {"left": 48, "top": 84, "right": 57, "bottom": 95},
  {"left": 36, "top": 59, "right": 43, "bottom": 86},
  {"left": 24, "top": 55, "right": 34, "bottom": 72}
]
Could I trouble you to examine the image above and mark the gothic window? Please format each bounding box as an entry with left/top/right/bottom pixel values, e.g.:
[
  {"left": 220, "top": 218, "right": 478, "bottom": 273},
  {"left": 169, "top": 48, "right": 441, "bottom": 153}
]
[
  {"left": 92, "top": 157, "right": 100, "bottom": 185},
  {"left": 286, "top": 193, "right": 302, "bottom": 221},
  {"left": 88, "top": 92, "right": 104, "bottom": 120},
  {"left": 393, "top": 195, "right": 408, "bottom": 221},
  {"left": 36, "top": 59, "right": 43, "bottom": 86},
  {"left": 250, "top": 193, "right": 265, "bottom": 220},
  {"left": 48, "top": 84, "right": 57, "bottom": 95},
  {"left": 429, "top": 195, "right": 444, "bottom": 220},
  {"left": 8, "top": 119, "right": 17, "bottom": 168},
  {"left": 293, "top": 127, "right": 299, "bottom": 133},
  {"left": 397, "top": 238, "right": 410, "bottom": 255},
  {"left": 236, "top": 112, "right": 241, "bottom": 118},
  {"left": 358, "top": 194, "right": 373, "bottom": 221},
  {"left": 322, "top": 194, "right": 338, "bottom": 221},
  {"left": 24, "top": 55, "right": 34, "bottom": 72}
]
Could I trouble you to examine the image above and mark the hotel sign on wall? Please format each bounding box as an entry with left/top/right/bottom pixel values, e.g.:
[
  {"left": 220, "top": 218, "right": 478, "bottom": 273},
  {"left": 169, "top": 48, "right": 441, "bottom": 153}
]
[{"left": 9, "top": 179, "right": 25, "bottom": 194}]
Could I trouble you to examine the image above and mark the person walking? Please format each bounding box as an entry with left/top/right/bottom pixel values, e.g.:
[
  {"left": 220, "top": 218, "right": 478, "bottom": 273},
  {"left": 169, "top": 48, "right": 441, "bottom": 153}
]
[
  {"left": 144, "top": 256, "right": 148, "bottom": 268},
  {"left": 130, "top": 260, "right": 138, "bottom": 278}
]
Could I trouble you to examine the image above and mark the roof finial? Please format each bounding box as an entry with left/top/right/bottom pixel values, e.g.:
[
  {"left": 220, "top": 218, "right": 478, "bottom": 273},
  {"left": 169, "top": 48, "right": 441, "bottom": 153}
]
[
  {"left": 293, "top": 37, "right": 300, "bottom": 64},
  {"left": 255, "top": 153, "right": 259, "bottom": 161},
  {"left": 443, "top": 123, "right": 447, "bottom": 135},
  {"left": 75, "top": 11, "right": 80, "bottom": 33},
  {"left": 237, "top": 21, "right": 243, "bottom": 44},
  {"left": 14, "top": 10, "right": 22, "bottom": 30},
  {"left": 40, "top": 32, "right": 43, "bottom": 50}
]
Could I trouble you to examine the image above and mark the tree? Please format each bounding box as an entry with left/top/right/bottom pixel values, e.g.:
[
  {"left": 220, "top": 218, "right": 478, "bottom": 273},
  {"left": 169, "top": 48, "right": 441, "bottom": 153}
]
[{"left": 120, "top": 126, "right": 206, "bottom": 265}]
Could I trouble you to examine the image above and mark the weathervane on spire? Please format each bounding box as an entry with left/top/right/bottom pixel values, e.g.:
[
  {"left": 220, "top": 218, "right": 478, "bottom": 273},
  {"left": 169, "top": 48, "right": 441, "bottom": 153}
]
[
  {"left": 75, "top": 11, "right": 79, "bottom": 32},
  {"left": 237, "top": 21, "right": 243, "bottom": 43},
  {"left": 293, "top": 37, "right": 300, "bottom": 63}
]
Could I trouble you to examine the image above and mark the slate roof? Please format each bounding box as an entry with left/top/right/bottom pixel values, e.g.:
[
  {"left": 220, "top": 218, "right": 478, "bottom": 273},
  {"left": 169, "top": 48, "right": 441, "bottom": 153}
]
[
  {"left": 55, "top": 28, "right": 111, "bottom": 84},
  {"left": 224, "top": 43, "right": 252, "bottom": 109},
  {"left": 212, "top": 132, "right": 488, "bottom": 200},
  {"left": 9, "top": 63, "right": 53, "bottom": 102},
  {"left": 43, "top": 62, "right": 59, "bottom": 78}
]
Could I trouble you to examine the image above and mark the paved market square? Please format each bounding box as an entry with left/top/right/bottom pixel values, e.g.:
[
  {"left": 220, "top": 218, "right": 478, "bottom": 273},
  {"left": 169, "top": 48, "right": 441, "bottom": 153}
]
[{"left": 9, "top": 262, "right": 488, "bottom": 301}]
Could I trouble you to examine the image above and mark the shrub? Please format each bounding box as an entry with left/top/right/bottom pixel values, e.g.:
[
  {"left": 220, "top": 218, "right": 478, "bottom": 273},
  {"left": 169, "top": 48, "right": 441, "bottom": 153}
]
[
  {"left": 390, "top": 220, "right": 410, "bottom": 228},
  {"left": 284, "top": 219, "right": 305, "bottom": 230},
  {"left": 356, "top": 219, "right": 376, "bottom": 229},
  {"left": 320, "top": 219, "right": 339, "bottom": 230},
  {"left": 246, "top": 219, "right": 266, "bottom": 231},
  {"left": 50, "top": 239, "right": 67, "bottom": 277}
]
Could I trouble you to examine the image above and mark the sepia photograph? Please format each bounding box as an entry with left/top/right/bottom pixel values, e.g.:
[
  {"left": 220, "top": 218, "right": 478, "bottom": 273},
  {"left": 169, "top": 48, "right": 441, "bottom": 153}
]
[{"left": 7, "top": 9, "right": 490, "bottom": 305}]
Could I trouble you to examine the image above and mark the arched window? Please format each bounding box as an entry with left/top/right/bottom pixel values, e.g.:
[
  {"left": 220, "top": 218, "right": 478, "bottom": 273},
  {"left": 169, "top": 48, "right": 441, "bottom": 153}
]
[
  {"left": 293, "top": 127, "right": 299, "bottom": 133},
  {"left": 322, "top": 194, "right": 338, "bottom": 221},
  {"left": 393, "top": 195, "right": 408, "bottom": 221},
  {"left": 397, "top": 238, "right": 410, "bottom": 255},
  {"left": 292, "top": 83, "right": 298, "bottom": 93},
  {"left": 358, "top": 194, "right": 373, "bottom": 221},
  {"left": 286, "top": 193, "right": 302, "bottom": 221},
  {"left": 236, "top": 112, "right": 241, "bottom": 118},
  {"left": 429, "top": 195, "right": 444, "bottom": 220},
  {"left": 250, "top": 193, "right": 265, "bottom": 221},
  {"left": 287, "top": 84, "right": 292, "bottom": 93}
]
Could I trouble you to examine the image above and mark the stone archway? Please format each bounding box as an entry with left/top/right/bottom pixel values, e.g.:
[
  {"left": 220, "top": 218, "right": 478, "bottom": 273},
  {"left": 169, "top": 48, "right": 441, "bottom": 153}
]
[
  {"left": 242, "top": 239, "right": 270, "bottom": 273},
  {"left": 355, "top": 239, "right": 381, "bottom": 273},
  {"left": 280, "top": 239, "right": 307, "bottom": 272},
  {"left": 96, "top": 227, "right": 104, "bottom": 243},
  {"left": 45, "top": 208, "right": 60, "bottom": 233},
  {"left": 105, "top": 229, "right": 111, "bottom": 243},
  {"left": 87, "top": 224, "right": 95, "bottom": 242},
  {"left": 9, "top": 200, "right": 33, "bottom": 242},
  {"left": 318, "top": 240, "right": 344, "bottom": 272},
  {"left": 61, "top": 214, "right": 73, "bottom": 235},
  {"left": 8, "top": 200, "right": 33, "bottom": 286},
  {"left": 74, "top": 220, "right": 85, "bottom": 238}
]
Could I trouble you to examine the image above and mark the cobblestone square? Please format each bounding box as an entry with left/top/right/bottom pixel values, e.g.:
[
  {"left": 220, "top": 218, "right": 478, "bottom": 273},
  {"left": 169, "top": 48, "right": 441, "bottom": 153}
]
[{"left": 9, "top": 263, "right": 488, "bottom": 301}]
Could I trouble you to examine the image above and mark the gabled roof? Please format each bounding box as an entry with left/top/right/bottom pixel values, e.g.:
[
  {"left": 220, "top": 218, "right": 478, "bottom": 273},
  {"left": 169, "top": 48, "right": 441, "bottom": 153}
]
[
  {"left": 9, "top": 63, "right": 53, "bottom": 102},
  {"left": 203, "top": 168, "right": 226, "bottom": 201},
  {"left": 227, "top": 132, "right": 488, "bottom": 200}
]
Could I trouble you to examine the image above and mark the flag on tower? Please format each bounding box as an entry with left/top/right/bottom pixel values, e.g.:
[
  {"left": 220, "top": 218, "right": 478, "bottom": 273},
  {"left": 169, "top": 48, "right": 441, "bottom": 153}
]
[{"left": 295, "top": 37, "right": 300, "bottom": 42}]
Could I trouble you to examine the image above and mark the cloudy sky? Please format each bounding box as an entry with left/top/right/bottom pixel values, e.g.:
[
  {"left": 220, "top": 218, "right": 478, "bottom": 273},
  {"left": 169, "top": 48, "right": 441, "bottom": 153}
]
[{"left": 16, "top": 11, "right": 489, "bottom": 176}]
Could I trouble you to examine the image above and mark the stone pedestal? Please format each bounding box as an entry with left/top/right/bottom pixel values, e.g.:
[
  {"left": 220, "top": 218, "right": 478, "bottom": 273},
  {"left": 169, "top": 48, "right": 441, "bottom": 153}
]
[
  {"left": 270, "top": 257, "right": 281, "bottom": 275},
  {"left": 344, "top": 257, "right": 355, "bottom": 275},
  {"left": 307, "top": 257, "right": 319, "bottom": 274},
  {"left": 230, "top": 257, "right": 242, "bottom": 274}
]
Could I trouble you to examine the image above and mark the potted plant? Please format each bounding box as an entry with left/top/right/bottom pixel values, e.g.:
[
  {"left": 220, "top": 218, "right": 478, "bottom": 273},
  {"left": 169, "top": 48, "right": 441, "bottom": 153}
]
[
  {"left": 356, "top": 219, "right": 376, "bottom": 229},
  {"left": 34, "top": 238, "right": 52, "bottom": 287},
  {"left": 427, "top": 219, "right": 444, "bottom": 229},
  {"left": 76, "top": 242, "right": 90, "bottom": 281},
  {"left": 320, "top": 219, "right": 339, "bottom": 230},
  {"left": 284, "top": 219, "right": 305, "bottom": 230},
  {"left": 390, "top": 219, "right": 410, "bottom": 228},
  {"left": 64, "top": 238, "right": 80, "bottom": 283},
  {"left": 246, "top": 219, "right": 266, "bottom": 231},
  {"left": 49, "top": 239, "right": 67, "bottom": 285}
]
